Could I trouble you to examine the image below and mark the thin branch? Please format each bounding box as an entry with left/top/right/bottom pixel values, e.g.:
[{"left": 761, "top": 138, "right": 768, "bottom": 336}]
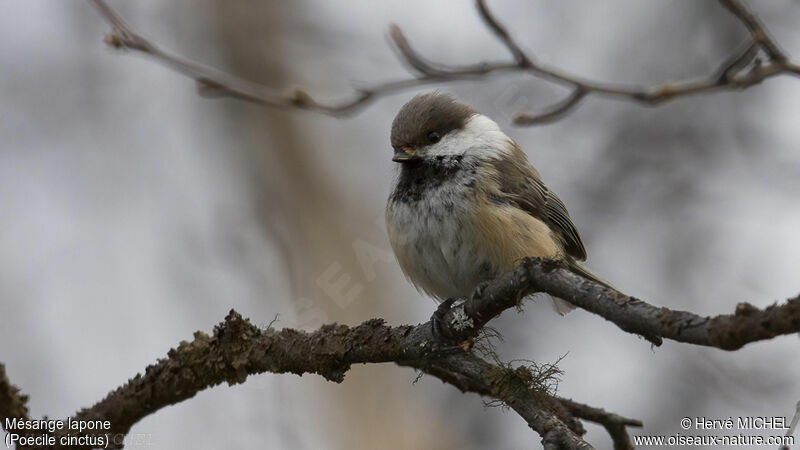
[
  {"left": 717, "top": 0, "right": 787, "bottom": 61},
  {"left": 559, "top": 398, "right": 642, "bottom": 450},
  {"left": 715, "top": 40, "right": 759, "bottom": 83},
  {"left": 443, "top": 258, "right": 800, "bottom": 350},
  {"left": 89, "top": 0, "right": 396, "bottom": 115},
  {"left": 88, "top": 0, "right": 800, "bottom": 125},
  {"left": 387, "top": 24, "right": 517, "bottom": 78},
  {"left": 514, "top": 88, "right": 587, "bottom": 125},
  {"left": 88, "top": 0, "right": 513, "bottom": 117},
  {"left": 0, "top": 363, "right": 30, "bottom": 422},
  {"left": 475, "top": 0, "right": 533, "bottom": 66}
]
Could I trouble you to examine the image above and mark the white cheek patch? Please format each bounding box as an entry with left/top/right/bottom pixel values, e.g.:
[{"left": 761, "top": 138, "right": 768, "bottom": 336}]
[{"left": 423, "top": 114, "right": 514, "bottom": 159}]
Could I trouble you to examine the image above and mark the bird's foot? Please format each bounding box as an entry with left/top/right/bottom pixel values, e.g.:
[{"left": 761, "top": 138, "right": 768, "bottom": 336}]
[
  {"left": 470, "top": 280, "right": 492, "bottom": 300},
  {"left": 431, "top": 298, "right": 456, "bottom": 338}
]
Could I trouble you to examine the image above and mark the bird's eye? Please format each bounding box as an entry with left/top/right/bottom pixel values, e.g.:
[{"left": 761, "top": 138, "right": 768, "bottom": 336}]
[{"left": 427, "top": 131, "right": 441, "bottom": 144}]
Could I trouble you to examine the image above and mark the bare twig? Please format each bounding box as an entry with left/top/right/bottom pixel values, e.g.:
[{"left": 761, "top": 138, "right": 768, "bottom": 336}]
[
  {"left": 89, "top": 0, "right": 800, "bottom": 125},
  {"left": 715, "top": 40, "right": 759, "bottom": 83},
  {"left": 88, "top": 0, "right": 513, "bottom": 116},
  {"left": 717, "top": 0, "right": 786, "bottom": 61},
  {"left": 475, "top": 0, "right": 533, "bottom": 66},
  {"left": 514, "top": 88, "right": 587, "bottom": 125},
  {"left": 387, "top": 24, "right": 517, "bottom": 79},
  {"left": 559, "top": 398, "right": 642, "bottom": 450}
]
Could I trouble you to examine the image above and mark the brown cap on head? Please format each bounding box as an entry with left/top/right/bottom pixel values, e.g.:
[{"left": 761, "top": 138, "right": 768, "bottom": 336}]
[{"left": 390, "top": 92, "right": 476, "bottom": 150}]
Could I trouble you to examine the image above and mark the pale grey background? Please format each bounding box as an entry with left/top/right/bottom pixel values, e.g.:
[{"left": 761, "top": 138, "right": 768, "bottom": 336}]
[{"left": 2, "top": 1, "right": 799, "bottom": 449}]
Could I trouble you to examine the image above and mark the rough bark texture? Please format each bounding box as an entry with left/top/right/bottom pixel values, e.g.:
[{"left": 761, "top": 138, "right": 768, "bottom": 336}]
[
  {"left": 4, "top": 310, "right": 599, "bottom": 449},
  {"left": 439, "top": 258, "right": 800, "bottom": 350},
  {"left": 66, "top": 312, "right": 452, "bottom": 441},
  {"left": 0, "top": 364, "right": 29, "bottom": 421},
  {"left": 410, "top": 354, "right": 593, "bottom": 450},
  {"left": 516, "top": 259, "right": 800, "bottom": 350},
  {"left": 559, "top": 398, "right": 643, "bottom": 450}
]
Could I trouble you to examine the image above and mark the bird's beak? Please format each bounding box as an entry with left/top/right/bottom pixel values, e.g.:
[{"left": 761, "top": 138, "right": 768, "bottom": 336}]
[{"left": 392, "top": 146, "right": 417, "bottom": 162}]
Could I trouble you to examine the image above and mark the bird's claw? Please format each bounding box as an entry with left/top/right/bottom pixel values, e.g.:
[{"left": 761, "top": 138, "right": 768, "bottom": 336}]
[
  {"left": 471, "top": 280, "right": 491, "bottom": 300},
  {"left": 431, "top": 298, "right": 456, "bottom": 338}
]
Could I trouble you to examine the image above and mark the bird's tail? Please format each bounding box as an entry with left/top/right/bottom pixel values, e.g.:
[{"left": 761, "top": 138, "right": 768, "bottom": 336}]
[
  {"left": 568, "top": 261, "right": 615, "bottom": 290},
  {"left": 550, "top": 262, "right": 614, "bottom": 315}
]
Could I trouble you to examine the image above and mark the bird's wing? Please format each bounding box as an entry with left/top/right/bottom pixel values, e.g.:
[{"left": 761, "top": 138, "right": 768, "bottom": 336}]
[{"left": 488, "top": 143, "right": 587, "bottom": 261}]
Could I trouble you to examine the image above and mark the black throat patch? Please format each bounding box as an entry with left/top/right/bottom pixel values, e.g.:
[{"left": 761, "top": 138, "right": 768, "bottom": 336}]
[{"left": 390, "top": 156, "right": 475, "bottom": 203}]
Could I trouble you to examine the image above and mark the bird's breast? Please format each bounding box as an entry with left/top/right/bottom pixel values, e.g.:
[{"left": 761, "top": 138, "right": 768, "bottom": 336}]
[
  {"left": 387, "top": 177, "right": 488, "bottom": 300},
  {"left": 386, "top": 165, "right": 563, "bottom": 300}
]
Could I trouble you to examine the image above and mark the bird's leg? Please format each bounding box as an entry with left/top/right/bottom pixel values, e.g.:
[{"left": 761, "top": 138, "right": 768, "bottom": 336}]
[{"left": 431, "top": 298, "right": 456, "bottom": 338}]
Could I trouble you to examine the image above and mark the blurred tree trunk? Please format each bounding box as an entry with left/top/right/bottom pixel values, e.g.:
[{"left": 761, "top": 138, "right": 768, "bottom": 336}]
[{"left": 209, "top": 2, "right": 457, "bottom": 448}]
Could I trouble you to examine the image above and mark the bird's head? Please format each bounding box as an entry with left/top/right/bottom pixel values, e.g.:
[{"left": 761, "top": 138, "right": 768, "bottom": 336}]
[{"left": 390, "top": 92, "right": 510, "bottom": 165}]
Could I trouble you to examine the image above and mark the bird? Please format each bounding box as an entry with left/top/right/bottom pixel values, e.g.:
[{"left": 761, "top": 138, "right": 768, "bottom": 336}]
[{"left": 385, "top": 92, "right": 610, "bottom": 330}]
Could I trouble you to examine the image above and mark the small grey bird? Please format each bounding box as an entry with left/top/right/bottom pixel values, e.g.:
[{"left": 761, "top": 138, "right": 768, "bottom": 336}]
[{"left": 385, "top": 92, "right": 609, "bottom": 323}]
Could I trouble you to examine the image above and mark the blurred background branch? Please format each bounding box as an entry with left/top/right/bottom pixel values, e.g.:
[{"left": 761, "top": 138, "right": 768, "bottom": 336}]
[{"left": 89, "top": 0, "right": 799, "bottom": 124}]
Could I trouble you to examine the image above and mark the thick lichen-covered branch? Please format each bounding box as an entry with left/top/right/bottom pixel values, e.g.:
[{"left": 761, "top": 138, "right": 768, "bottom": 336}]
[
  {"left": 0, "top": 363, "right": 30, "bottom": 423},
  {"left": 89, "top": 0, "right": 799, "bottom": 125},
  {"left": 7, "top": 310, "right": 604, "bottom": 449},
  {"left": 66, "top": 313, "right": 453, "bottom": 441},
  {"left": 408, "top": 353, "right": 593, "bottom": 450}
]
